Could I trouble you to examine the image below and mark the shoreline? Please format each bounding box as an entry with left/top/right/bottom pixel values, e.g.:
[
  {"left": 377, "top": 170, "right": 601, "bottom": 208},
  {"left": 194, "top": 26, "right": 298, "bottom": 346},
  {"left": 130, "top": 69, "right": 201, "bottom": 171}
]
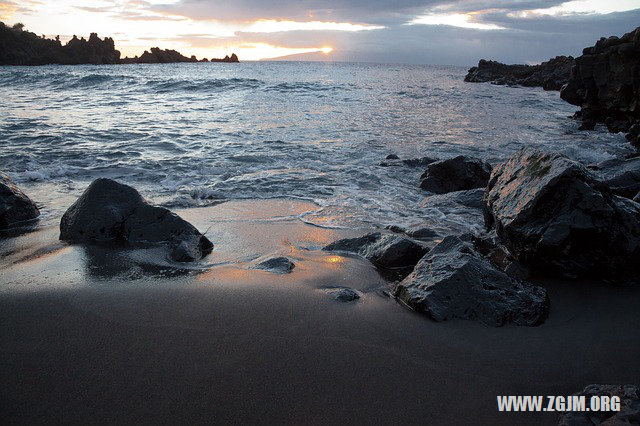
[{"left": 2, "top": 198, "right": 640, "bottom": 424}]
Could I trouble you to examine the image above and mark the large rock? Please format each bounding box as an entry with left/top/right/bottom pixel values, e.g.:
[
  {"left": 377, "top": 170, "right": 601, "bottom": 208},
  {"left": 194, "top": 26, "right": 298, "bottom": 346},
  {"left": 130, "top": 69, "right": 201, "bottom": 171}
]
[
  {"left": 323, "top": 232, "right": 428, "bottom": 270},
  {"left": 464, "top": 56, "right": 574, "bottom": 90},
  {"left": 59, "top": 178, "right": 213, "bottom": 262},
  {"left": 394, "top": 236, "right": 549, "bottom": 326},
  {"left": 558, "top": 384, "right": 639, "bottom": 426},
  {"left": 484, "top": 149, "right": 640, "bottom": 281},
  {"left": 1, "top": 173, "right": 40, "bottom": 229},
  {"left": 560, "top": 27, "right": 640, "bottom": 140},
  {"left": 420, "top": 156, "right": 492, "bottom": 194},
  {"left": 592, "top": 157, "right": 640, "bottom": 199}
]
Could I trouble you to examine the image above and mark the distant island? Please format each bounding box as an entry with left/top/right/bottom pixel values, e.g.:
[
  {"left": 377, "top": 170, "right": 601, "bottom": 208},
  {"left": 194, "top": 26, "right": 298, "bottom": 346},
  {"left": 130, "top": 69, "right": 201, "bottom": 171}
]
[{"left": 0, "top": 22, "right": 238, "bottom": 65}]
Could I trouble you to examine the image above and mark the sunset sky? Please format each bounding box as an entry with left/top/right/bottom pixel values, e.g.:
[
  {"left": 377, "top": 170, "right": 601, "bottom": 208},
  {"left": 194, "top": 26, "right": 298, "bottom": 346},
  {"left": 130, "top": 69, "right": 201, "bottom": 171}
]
[{"left": 1, "top": 0, "right": 639, "bottom": 63}]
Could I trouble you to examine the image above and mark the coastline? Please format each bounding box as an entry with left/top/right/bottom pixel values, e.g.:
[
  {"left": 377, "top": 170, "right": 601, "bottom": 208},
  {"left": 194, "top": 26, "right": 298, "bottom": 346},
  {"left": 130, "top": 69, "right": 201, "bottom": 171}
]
[{"left": 2, "top": 198, "right": 640, "bottom": 424}]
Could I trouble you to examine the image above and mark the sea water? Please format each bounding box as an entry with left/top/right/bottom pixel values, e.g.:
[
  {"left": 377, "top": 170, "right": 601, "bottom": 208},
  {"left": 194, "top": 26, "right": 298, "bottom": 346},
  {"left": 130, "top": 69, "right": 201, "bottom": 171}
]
[{"left": 0, "top": 61, "right": 632, "bottom": 230}]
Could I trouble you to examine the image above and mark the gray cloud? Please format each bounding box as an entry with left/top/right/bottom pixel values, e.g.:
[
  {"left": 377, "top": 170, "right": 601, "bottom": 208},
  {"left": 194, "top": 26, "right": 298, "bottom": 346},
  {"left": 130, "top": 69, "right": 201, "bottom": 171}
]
[{"left": 67, "top": 0, "right": 640, "bottom": 65}]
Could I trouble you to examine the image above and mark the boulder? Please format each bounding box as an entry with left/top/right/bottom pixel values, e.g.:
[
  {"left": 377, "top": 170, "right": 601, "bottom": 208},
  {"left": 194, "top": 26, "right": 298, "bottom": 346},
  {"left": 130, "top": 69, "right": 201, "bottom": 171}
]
[
  {"left": 1, "top": 172, "right": 40, "bottom": 229},
  {"left": 394, "top": 236, "right": 549, "bottom": 326},
  {"left": 59, "top": 178, "right": 212, "bottom": 262},
  {"left": 251, "top": 256, "right": 295, "bottom": 274},
  {"left": 420, "top": 156, "right": 492, "bottom": 194},
  {"left": 323, "top": 232, "right": 428, "bottom": 270},
  {"left": 593, "top": 157, "right": 640, "bottom": 199},
  {"left": 560, "top": 27, "right": 640, "bottom": 140},
  {"left": 484, "top": 149, "right": 640, "bottom": 281},
  {"left": 464, "top": 56, "right": 574, "bottom": 90},
  {"left": 558, "top": 385, "right": 639, "bottom": 426}
]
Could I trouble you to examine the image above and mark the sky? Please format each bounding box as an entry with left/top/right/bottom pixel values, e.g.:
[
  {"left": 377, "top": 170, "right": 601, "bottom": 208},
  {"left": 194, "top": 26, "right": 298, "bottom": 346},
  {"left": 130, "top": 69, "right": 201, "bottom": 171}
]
[{"left": 1, "top": 0, "right": 639, "bottom": 64}]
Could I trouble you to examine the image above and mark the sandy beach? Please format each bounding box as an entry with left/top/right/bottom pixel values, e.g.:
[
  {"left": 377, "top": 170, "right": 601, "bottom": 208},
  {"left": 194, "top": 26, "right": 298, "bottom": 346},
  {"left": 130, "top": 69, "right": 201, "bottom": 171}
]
[{"left": 2, "top": 199, "right": 639, "bottom": 425}]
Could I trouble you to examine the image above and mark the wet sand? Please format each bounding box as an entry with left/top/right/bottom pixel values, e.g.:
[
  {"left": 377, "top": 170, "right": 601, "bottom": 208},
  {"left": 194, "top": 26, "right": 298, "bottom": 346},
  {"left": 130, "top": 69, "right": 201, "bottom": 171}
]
[{"left": 1, "top": 199, "right": 639, "bottom": 424}]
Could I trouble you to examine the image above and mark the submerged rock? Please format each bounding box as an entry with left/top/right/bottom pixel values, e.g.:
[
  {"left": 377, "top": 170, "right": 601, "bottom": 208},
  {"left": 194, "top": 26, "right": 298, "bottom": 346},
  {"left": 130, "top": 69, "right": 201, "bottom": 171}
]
[
  {"left": 59, "top": 178, "right": 213, "bottom": 262},
  {"left": 464, "top": 56, "right": 574, "bottom": 90},
  {"left": 323, "top": 232, "right": 428, "bottom": 270},
  {"left": 379, "top": 155, "right": 438, "bottom": 168},
  {"left": 251, "top": 256, "right": 295, "bottom": 274},
  {"left": 0, "top": 172, "right": 40, "bottom": 229},
  {"left": 558, "top": 384, "right": 639, "bottom": 426},
  {"left": 484, "top": 149, "right": 640, "bottom": 282},
  {"left": 322, "top": 287, "right": 361, "bottom": 302},
  {"left": 560, "top": 26, "right": 640, "bottom": 141},
  {"left": 420, "top": 156, "right": 492, "bottom": 194},
  {"left": 394, "top": 236, "right": 549, "bottom": 326},
  {"left": 593, "top": 157, "right": 640, "bottom": 199}
]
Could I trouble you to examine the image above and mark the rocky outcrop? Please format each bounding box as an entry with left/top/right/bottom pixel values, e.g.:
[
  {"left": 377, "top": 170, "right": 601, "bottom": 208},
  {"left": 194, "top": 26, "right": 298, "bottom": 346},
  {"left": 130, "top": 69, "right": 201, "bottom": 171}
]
[
  {"left": 0, "top": 22, "right": 238, "bottom": 66},
  {"left": 251, "top": 256, "right": 295, "bottom": 274},
  {"left": 420, "top": 156, "right": 492, "bottom": 194},
  {"left": 484, "top": 149, "right": 640, "bottom": 282},
  {"left": 59, "top": 178, "right": 213, "bottom": 262},
  {"left": 394, "top": 236, "right": 549, "bottom": 326},
  {"left": 591, "top": 157, "right": 640, "bottom": 199},
  {"left": 323, "top": 232, "right": 428, "bottom": 272},
  {"left": 465, "top": 56, "right": 574, "bottom": 90},
  {"left": 0, "top": 23, "right": 120, "bottom": 65},
  {"left": 120, "top": 48, "right": 239, "bottom": 64},
  {"left": 560, "top": 26, "right": 640, "bottom": 144},
  {"left": 558, "top": 384, "right": 639, "bottom": 426},
  {"left": 0, "top": 173, "right": 40, "bottom": 229}
]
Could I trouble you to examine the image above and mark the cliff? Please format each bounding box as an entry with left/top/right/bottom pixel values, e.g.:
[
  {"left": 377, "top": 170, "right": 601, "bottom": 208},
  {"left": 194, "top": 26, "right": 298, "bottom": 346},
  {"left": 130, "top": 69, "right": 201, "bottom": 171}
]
[
  {"left": 0, "top": 22, "right": 239, "bottom": 66},
  {"left": 0, "top": 22, "right": 120, "bottom": 65},
  {"left": 464, "top": 56, "right": 574, "bottom": 91},
  {"left": 560, "top": 26, "right": 640, "bottom": 144}
]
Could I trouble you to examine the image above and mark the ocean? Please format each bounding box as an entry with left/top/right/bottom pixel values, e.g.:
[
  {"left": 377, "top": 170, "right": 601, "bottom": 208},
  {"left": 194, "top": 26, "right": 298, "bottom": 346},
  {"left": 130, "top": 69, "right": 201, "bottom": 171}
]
[{"left": 0, "top": 61, "right": 632, "bottom": 230}]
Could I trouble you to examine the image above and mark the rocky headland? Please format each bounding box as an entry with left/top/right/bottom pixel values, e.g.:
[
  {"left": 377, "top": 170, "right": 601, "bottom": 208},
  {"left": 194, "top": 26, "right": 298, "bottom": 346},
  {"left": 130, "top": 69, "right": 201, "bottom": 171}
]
[
  {"left": 464, "top": 56, "right": 574, "bottom": 90},
  {"left": 561, "top": 26, "right": 640, "bottom": 144},
  {"left": 466, "top": 25, "right": 640, "bottom": 148},
  {"left": 0, "top": 22, "right": 238, "bottom": 65}
]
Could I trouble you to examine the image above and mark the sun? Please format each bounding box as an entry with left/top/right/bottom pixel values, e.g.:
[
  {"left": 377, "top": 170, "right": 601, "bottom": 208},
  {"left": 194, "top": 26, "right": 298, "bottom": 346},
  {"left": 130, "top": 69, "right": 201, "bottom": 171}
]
[{"left": 321, "top": 46, "right": 333, "bottom": 54}]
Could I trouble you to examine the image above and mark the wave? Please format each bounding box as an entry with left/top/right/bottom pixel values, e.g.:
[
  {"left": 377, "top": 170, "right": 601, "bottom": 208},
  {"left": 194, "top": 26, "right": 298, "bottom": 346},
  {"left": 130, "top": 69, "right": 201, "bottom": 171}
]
[{"left": 145, "top": 77, "right": 264, "bottom": 93}]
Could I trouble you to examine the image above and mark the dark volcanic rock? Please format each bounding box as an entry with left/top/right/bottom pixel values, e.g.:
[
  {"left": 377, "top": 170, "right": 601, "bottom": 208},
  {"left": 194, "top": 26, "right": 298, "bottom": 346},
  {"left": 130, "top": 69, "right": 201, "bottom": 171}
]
[
  {"left": 59, "top": 178, "right": 213, "bottom": 262},
  {"left": 394, "top": 236, "right": 549, "bottom": 326},
  {"left": 0, "top": 173, "right": 40, "bottom": 229},
  {"left": 465, "top": 56, "right": 574, "bottom": 90},
  {"left": 323, "top": 232, "right": 428, "bottom": 270},
  {"left": 420, "top": 156, "right": 492, "bottom": 194},
  {"left": 322, "top": 287, "right": 361, "bottom": 302},
  {"left": 560, "top": 27, "right": 640, "bottom": 140},
  {"left": 593, "top": 157, "right": 640, "bottom": 199},
  {"left": 0, "top": 23, "right": 120, "bottom": 65},
  {"left": 484, "top": 149, "right": 640, "bottom": 282},
  {"left": 251, "top": 256, "right": 295, "bottom": 274},
  {"left": 558, "top": 384, "right": 639, "bottom": 426}
]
